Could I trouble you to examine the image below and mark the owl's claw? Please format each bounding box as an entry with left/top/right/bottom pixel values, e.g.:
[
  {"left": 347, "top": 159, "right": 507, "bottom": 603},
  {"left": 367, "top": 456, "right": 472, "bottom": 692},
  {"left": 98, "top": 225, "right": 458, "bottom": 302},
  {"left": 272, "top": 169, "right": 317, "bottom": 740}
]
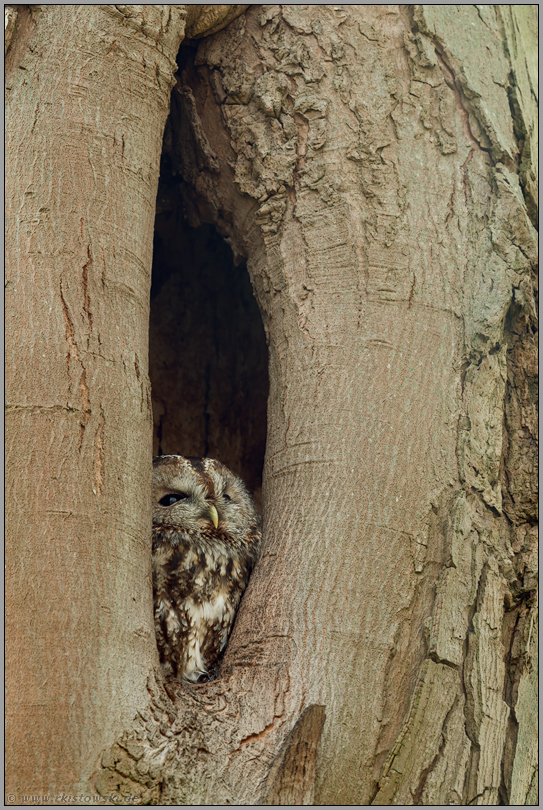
[{"left": 198, "top": 666, "right": 219, "bottom": 683}]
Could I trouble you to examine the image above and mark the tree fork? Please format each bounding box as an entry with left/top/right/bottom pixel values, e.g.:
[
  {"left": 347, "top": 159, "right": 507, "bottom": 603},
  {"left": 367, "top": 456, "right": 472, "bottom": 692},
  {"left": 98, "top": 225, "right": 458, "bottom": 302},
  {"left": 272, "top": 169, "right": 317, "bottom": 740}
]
[
  {"left": 6, "top": 5, "right": 537, "bottom": 805},
  {"left": 94, "top": 5, "right": 537, "bottom": 806}
]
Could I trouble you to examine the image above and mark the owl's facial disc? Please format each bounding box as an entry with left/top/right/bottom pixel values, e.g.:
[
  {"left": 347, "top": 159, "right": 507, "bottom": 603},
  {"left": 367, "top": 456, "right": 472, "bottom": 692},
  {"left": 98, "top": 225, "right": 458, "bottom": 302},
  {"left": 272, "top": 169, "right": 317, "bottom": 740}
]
[
  {"left": 154, "top": 484, "right": 219, "bottom": 530},
  {"left": 152, "top": 456, "right": 260, "bottom": 536}
]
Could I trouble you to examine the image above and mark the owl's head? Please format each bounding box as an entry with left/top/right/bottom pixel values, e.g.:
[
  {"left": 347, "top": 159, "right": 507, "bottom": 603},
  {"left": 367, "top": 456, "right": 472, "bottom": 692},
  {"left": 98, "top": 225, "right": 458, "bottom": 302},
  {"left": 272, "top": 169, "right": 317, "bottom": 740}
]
[{"left": 152, "top": 455, "right": 260, "bottom": 539}]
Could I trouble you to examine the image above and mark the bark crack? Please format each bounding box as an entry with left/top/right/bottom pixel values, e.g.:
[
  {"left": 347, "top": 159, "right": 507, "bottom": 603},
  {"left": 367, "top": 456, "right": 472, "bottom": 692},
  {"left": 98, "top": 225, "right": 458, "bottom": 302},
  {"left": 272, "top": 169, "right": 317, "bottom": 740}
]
[
  {"left": 82, "top": 244, "right": 94, "bottom": 333},
  {"left": 93, "top": 404, "right": 105, "bottom": 497},
  {"left": 412, "top": 695, "right": 459, "bottom": 805},
  {"left": 59, "top": 280, "right": 91, "bottom": 449},
  {"left": 434, "top": 50, "right": 490, "bottom": 159},
  {"left": 235, "top": 715, "right": 283, "bottom": 750}
]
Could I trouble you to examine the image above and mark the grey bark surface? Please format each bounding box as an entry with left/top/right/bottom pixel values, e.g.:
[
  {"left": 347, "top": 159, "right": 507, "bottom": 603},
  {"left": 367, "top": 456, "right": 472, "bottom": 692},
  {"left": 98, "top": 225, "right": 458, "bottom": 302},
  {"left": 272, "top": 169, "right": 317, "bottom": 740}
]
[
  {"left": 97, "top": 5, "right": 538, "bottom": 806},
  {"left": 5, "top": 3, "right": 245, "bottom": 802},
  {"left": 6, "top": 4, "right": 537, "bottom": 806},
  {"left": 5, "top": 4, "right": 182, "bottom": 797}
]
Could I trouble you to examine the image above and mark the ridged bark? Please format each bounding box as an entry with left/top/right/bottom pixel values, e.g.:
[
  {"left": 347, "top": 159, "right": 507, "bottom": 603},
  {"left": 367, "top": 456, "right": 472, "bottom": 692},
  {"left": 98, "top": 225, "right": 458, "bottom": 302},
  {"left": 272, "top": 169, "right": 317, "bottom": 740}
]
[
  {"left": 5, "top": 3, "right": 246, "bottom": 801},
  {"left": 96, "top": 5, "right": 538, "bottom": 805}
]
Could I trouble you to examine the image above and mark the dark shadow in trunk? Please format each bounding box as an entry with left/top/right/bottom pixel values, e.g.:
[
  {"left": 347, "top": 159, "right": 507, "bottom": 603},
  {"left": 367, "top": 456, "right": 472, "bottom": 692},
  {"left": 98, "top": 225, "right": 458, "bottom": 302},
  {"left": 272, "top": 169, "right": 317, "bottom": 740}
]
[{"left": 150, "top": 153, "right": 268, "bottom": 505}]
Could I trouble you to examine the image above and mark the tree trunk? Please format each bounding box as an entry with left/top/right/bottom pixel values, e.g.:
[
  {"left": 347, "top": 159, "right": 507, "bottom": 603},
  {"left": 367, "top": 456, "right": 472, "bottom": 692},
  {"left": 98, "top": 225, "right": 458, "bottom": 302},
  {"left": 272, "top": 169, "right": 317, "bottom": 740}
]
[
  {"left": 4, "top": 3, "right": 242, "bottom": 802},
  {"left": 6, "top": 4, "right": 537, "bottom": 806}
]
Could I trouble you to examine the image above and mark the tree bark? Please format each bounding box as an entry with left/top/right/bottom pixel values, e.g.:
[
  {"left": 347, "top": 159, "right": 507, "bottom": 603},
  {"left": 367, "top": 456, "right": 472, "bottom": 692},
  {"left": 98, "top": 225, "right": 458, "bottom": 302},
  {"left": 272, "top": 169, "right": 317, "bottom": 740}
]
[
  {"left": 5, "top": 3, "right": 244, "bottom": 801},
  {"left": 6, "top": 4, "right": 537, "bottom": 806}
]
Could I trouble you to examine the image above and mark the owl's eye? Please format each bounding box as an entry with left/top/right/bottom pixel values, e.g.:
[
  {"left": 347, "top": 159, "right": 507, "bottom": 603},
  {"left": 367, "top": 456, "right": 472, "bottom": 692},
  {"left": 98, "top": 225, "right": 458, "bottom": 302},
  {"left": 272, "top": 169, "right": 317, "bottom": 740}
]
[
  {"left": 159, "top": 493, "right": 187, "bottom": 507},
  {"left": 223, "top": 492, "right": 232, "bottom": 502}
]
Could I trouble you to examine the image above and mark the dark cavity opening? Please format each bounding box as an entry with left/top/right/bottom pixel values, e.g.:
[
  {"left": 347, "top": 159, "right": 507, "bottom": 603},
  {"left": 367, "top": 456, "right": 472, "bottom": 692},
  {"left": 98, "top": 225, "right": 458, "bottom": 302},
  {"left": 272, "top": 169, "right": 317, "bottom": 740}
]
[{"left": 149, "top": 121, "right": 268, "bottom": 508}]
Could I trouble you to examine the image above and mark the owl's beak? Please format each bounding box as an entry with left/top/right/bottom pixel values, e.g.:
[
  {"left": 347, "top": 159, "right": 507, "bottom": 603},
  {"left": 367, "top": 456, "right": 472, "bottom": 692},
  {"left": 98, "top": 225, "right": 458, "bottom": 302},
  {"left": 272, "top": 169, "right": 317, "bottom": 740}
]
[{"left": 207, "top": 503, "right": 219, "bottom": 529}]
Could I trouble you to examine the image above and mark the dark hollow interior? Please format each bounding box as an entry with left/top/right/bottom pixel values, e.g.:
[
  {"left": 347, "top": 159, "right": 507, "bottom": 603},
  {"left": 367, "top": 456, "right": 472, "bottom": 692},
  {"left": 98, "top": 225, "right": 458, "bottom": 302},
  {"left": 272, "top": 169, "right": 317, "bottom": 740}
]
[{"left": 149, "top": 166, "right": 268, "bottom": 506}]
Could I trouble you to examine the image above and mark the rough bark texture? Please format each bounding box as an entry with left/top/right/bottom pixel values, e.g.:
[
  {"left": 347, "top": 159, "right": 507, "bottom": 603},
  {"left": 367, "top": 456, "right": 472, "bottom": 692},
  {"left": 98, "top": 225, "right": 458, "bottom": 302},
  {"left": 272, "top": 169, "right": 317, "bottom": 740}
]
[
  {"left": 5, "top": 3, "right": 247, "bottom": 802},
  {"left": 5, "top": 4, "right": 183, "bottom": 798},
  {"left": 6, "top": 4, "right": 537, "bottom": 806},
  {"left": 93, "top": 4, "right": 537, "bottom": 806}
]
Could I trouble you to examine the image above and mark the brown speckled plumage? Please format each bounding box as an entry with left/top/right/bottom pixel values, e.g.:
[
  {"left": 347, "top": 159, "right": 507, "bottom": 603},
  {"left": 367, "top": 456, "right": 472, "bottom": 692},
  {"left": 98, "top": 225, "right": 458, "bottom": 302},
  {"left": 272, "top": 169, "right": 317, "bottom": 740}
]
[{"left": 152, "top": 455, "right": 261, "bottom": 683}]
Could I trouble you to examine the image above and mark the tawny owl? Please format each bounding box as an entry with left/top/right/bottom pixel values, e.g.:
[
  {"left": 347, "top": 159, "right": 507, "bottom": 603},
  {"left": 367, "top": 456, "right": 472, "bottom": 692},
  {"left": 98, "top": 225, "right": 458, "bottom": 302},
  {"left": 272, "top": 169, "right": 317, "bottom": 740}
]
[{"left": 152, "top": 455, "right": 261, "bottom": 683}]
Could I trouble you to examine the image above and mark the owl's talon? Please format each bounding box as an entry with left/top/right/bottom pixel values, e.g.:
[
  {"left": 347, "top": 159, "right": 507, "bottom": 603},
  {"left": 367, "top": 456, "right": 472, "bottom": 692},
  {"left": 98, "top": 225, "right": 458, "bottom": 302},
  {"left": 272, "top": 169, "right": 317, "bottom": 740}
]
[{"left": 199, "top": 666, "right": 219, "bottom": 683}]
